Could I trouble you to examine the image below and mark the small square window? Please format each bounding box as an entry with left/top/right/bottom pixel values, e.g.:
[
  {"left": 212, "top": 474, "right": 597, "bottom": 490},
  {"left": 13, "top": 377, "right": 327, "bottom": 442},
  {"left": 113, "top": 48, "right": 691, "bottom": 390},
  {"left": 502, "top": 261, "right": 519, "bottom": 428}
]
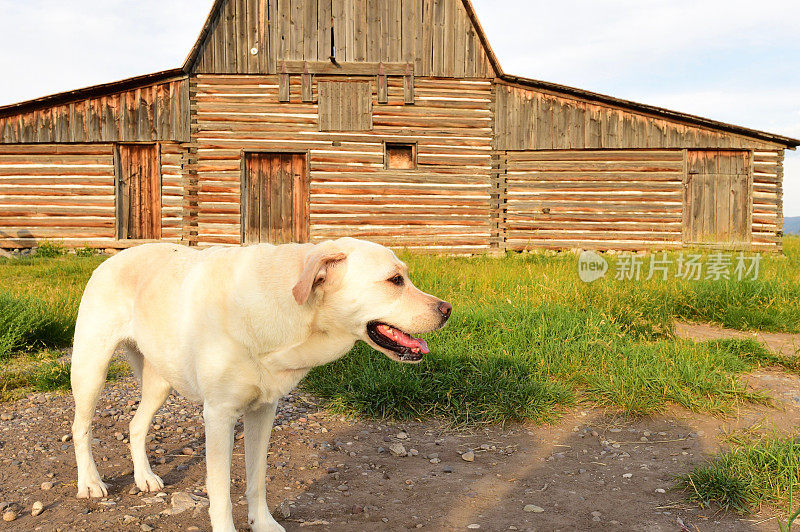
[{"left": 385, "top": 143, "right": 416, "bottom": 170}]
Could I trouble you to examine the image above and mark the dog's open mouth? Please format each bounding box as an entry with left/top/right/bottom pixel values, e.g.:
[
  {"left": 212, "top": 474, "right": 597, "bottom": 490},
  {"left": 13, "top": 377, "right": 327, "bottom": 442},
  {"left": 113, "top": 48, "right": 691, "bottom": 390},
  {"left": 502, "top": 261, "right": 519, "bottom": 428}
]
[{"left": 366, "top": 322, "right": 429, "bottom": 363}]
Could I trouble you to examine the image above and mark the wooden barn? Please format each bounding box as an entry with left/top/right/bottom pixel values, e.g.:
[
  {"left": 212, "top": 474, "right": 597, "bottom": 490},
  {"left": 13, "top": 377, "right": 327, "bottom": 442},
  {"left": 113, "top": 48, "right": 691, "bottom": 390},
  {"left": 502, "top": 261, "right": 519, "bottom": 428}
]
[{"left": 0, "top": 0, "right": 797, "bottom": 253}]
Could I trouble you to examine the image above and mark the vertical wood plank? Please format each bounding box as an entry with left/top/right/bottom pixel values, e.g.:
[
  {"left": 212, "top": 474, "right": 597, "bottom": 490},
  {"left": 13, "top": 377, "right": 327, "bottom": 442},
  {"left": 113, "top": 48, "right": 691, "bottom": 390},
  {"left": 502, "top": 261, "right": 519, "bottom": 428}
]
[
  {"left": 377, "top": 64, "right": 388, "bottom": 104},
  {"left": 319, "top": 0, "right": 332, "bottom": 60}
]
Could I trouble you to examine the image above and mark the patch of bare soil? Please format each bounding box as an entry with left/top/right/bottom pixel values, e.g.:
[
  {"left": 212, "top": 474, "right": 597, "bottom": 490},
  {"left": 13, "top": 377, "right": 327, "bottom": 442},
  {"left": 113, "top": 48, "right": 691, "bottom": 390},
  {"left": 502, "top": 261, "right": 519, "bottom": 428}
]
[
  {"left": 675, "top": 322, "right": 800, "bottom": 357},
  {"left": 2, "top": 370, "right": 800, "bottom": 532}
]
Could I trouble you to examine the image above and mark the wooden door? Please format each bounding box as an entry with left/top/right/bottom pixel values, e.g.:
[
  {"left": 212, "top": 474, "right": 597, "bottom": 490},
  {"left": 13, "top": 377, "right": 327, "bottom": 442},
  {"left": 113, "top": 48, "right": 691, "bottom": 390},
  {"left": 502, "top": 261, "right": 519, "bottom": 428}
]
[
  {"left": 242, "top": 153, "right": 309, "bottom": 244},
  {"left": 685, "top": 150, "right": 751, "bottom": 245},
  {"left": 116, "top": 144, "right": 160, "bottom": 240}
]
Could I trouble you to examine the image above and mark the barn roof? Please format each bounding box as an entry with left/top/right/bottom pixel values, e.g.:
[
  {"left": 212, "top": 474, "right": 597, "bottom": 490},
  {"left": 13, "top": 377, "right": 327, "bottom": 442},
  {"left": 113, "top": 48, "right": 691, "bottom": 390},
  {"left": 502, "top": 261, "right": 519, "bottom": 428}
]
[
  {"left": 500, "top": 74, "right": 800, "bottom": 148},
  {"left": 0, "top": 0, "right": 797, "bottom": 148},
  {"left": 0, "top": 69, "right": 186, "bottom": 119}
]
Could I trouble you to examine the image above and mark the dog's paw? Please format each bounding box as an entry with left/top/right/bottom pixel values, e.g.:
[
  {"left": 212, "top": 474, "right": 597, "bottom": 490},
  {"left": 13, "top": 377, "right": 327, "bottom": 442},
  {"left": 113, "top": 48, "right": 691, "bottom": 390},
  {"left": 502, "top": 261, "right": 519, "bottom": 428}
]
[
  {"left": 134, "top": 471, "right": 164, "bottom": 492},
  {"left": 249, "top": 516, "right": 287, "bottom": 532},
  {"left": 76, "top": 479, "right": 108, "bottom": 499}
]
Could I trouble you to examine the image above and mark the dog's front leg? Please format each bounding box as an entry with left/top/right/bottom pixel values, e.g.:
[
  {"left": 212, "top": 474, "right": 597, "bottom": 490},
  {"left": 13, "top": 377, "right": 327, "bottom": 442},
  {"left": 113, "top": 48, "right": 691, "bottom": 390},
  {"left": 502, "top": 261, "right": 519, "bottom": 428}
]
[
  {"left": 203, "top": 403, "right": 237, "bottom": 532},
  {"left": 244, "top": 401, "right": 284, "bottom": 532}
]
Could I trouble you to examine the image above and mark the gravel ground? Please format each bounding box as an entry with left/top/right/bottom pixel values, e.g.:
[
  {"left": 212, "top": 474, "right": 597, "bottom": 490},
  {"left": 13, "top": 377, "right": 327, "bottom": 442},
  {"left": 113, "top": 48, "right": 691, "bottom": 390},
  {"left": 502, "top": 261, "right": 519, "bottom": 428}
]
[{"left": 1, "top": 367, "right": 799, "bottom": 531}]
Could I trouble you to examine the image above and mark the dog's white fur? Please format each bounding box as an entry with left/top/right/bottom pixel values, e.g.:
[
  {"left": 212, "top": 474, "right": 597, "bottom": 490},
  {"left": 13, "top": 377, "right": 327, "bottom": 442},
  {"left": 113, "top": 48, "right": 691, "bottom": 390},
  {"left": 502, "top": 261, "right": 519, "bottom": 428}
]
[{"left": 70, "top": 238, "right": 448, "bottom": 532}]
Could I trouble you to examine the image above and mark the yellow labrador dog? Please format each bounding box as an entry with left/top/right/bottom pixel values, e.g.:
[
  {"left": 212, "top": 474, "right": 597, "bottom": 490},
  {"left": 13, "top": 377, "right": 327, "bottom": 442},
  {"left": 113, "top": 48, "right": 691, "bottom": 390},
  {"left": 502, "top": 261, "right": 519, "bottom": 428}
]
[{"left": 70, "top": 238, "right": 451, "bottom": 532}]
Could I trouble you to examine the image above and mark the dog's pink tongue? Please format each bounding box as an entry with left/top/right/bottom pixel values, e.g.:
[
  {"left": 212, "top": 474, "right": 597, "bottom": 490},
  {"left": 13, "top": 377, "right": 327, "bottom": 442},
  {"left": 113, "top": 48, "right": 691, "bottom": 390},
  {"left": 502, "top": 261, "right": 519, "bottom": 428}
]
[
  {"left": 417, "top": 339, "right": 430, "bottom": 354},
  {"left": 378, "top": 325, "right": 430, "bottom": 353}
]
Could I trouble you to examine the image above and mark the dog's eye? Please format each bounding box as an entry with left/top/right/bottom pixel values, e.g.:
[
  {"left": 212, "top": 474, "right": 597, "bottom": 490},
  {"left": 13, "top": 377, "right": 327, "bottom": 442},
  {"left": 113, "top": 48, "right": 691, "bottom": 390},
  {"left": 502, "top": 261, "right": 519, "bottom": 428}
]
[{"left": 388, "top": 275, "right": 404, "bottom": 286}]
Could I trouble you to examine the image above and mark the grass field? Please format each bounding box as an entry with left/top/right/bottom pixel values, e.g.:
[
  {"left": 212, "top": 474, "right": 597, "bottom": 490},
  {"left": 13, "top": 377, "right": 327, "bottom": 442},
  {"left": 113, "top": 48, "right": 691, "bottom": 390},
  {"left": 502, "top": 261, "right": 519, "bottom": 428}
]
[{"left": 1, "top": 238, "right": 798, "bottom": 417}]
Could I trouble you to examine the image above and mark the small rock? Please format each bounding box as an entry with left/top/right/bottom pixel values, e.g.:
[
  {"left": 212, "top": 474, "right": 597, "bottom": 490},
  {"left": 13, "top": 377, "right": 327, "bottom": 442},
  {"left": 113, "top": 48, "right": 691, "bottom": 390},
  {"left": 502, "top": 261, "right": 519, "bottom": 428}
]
[
  {"left": 351, "top": 504, "right": 364, "bottom": 514},
  {"left": 3, "top": 510, "right": 17, "bottom": 522},
  {"left": 115, "top": 432, "right": 124, "bottom": 441},
  {"left": 61, "top": 434, "right": 71, "bottom": 442},
  {"left": 31, "top": 501, "right": 44, "bottom": 517},
  {"left": 461, "top": 451, "right": 475, "bottom": 462},
  {"left": 622, "top": 473, "right": 632, "bottom": 479},
  {"left": 467, "top": 525, "right": 481, "bottom": 529},
  {"left": 279, "top": 500, "right": 292, "bottom": 519},
  {"left": 430, "top": 458, "right": 441, "bottom": 464},
  {"left": 123, "top": 515, "right": 137, "bottom": 524},
  {"left": 591, "top": 510, "right": 602, "bottom": 522},
  {"left": 389, "top": 443, "right": 407, "bottom": 457},
  {"left": 181, "top": 447, "right": 194, "bottom": 456},
  {"left": 609, "top": 428, "right": 622, "bottom": 433},
  {"left": 655, "top": 488, "right": 666, "bottom": 494},
  {"left": 41, "top": 481, "right": 53, "bottom": 491},
  {"left": 140, "top": 525, "right": 154, "bottom": 532},
  {"left": 187, "top": 527, "right": 201, "bottom": 532},
  {"left": 337, "top": 484, "right": 349, "bottom": 491},
  {"left": 396, "top": 431, "right": 408, "bottom": 440},
  {"left": 169, "top": 492, "right": 196, "bottom": 515},
  {"left": 443, "top": 465, "right": 453, "bottom": 473},
  {"left": 523, "top": 504, "right": 544, "bottom": 513},
  {"left": 0, "top": 413, "right": 13, "bottom": 421}
]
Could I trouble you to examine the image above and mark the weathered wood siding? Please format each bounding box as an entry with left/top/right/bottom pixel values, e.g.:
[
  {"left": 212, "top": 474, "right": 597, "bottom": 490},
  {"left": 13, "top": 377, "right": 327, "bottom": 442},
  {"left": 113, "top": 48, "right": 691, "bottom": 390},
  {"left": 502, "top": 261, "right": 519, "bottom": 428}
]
[
  {"left": 0, "top": 79, "right": 190, "bottom": 144},
  {"left": 499, "top": 149, "right": 783, "bottom": 252},
  {"left": 495, "top": 84, "right": 785, "bottom": 151},
  {"left": 187, "top": 74, "right": 493, "bottom": 252},
  {"left": 501, "top": 150, "right": 685, "bottom": 251},
  {"left": 0, "top": 143, "right": 185, "bottom": 248},
  {"left": 192, "top": 0, "right": 495, "bottom": 78}
]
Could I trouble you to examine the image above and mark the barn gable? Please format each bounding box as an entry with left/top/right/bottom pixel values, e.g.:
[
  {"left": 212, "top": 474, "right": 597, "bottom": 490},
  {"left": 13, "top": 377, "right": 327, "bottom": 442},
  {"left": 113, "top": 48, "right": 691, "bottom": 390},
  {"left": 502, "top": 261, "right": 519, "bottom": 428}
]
[{"left": 185, "top": 0, "right": 500, "bottom": 78}]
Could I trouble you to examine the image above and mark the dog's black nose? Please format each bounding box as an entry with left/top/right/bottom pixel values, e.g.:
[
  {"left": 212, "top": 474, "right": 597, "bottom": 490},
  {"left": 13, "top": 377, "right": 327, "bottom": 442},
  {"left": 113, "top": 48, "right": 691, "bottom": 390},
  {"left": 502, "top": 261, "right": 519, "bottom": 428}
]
[{"left": 438, "top": 301, "right": 452, "bottom": 319}]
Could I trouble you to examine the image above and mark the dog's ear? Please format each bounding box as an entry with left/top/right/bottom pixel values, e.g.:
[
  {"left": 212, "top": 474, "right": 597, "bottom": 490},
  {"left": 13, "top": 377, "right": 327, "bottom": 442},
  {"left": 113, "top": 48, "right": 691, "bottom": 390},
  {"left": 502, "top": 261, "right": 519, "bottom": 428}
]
[{"left": 292, "top": 249, "right": 347, "bottom": 305}]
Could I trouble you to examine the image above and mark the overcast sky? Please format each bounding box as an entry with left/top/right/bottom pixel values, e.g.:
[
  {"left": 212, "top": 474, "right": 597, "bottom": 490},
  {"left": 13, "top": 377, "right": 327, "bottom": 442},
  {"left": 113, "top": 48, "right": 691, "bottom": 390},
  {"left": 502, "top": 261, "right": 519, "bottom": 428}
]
[{"left": 0, "top": 0, "right": 797, "bottom": 216}]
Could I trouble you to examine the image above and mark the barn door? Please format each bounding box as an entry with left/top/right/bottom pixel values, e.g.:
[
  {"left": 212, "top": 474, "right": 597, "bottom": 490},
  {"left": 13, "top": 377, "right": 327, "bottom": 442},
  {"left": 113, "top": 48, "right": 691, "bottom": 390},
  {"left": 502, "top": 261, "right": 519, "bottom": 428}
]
[
  {"left": 684, "top": 150, "right": 751, "bottom": 245},
  {"left": 242, "top": 153, "right": 309, "bottom": 245},
  {"left": 116, "top": 144, "right": 161, "bottom": 240}
]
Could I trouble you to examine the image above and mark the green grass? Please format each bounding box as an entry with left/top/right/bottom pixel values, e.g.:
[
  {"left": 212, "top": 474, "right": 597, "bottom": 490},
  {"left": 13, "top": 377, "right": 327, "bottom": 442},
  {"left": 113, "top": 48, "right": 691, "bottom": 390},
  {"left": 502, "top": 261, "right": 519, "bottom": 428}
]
[
  {"left": 0, "top": 238, "right": 798, "bottom": 415},
  {"left": 0, "top": 253, "right": 104, "bottom": 359},
  {"left": 677, "top": 433, "right": 800, "bottom": 514},
  {"left": 306, "top": 239, "right": 800, "bottom": 423}
]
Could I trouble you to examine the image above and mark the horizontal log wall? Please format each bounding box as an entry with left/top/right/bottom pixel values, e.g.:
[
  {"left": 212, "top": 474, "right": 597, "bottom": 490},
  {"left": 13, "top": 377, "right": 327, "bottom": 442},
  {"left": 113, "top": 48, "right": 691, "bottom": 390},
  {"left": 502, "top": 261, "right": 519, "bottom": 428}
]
[
  {"left": 752, "top": 150, "right": 783, "bottom": 250},
  {"left": 160, "top": 144, "right": 185, "bottom": 241},
  {"left": 502, "top": 149, "right": 781, "bottom": 252},
  {"left": 495, "top": 84, "right": 784, "bottom": 151},
  {"left": 0, "top": 143, "right": 187, "bottom": 248},
  {"left": 189, "top": 74, "right": 493, "bottom": 252},
  {"left": 194, "top": 0, "right": 494, "bottom": 78},
  {"left": 0, "top": 78, "right": 190, "bottom": 144}
]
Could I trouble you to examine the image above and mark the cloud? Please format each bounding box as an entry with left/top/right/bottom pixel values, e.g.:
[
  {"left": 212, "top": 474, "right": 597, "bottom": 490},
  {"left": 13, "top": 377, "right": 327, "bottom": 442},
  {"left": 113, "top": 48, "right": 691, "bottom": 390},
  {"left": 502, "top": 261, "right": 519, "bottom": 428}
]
[{"left": 0, "top": 0, "right": 213, "bottom": 104}]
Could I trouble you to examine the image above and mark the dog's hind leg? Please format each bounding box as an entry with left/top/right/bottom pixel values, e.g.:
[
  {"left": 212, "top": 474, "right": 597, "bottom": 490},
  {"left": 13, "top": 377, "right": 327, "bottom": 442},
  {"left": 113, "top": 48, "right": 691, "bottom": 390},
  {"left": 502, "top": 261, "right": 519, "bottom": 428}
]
[
  {"left": 129, "top": 358, "right": 171, "bottom": 492},
  {"left": 71, "top": 325, "right": 119, "bottom": 498}
]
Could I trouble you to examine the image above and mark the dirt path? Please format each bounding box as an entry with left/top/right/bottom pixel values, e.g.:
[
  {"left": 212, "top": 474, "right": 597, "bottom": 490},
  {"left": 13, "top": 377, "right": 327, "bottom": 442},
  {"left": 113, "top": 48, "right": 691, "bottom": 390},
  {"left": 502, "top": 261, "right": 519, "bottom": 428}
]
[
  {"left": 2, "top": 369, "right": 800, "bottom": 532},
  {"left": 2, "top": 324, "right": 799, "bottom": 531}
]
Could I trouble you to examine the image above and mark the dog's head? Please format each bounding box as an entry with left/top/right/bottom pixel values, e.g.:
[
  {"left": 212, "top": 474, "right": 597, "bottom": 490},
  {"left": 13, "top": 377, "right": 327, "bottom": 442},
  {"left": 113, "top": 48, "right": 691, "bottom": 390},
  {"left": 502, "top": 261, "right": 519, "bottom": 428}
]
[{"left": 292, "top": 238, "right": 451, "bottom": 363}]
